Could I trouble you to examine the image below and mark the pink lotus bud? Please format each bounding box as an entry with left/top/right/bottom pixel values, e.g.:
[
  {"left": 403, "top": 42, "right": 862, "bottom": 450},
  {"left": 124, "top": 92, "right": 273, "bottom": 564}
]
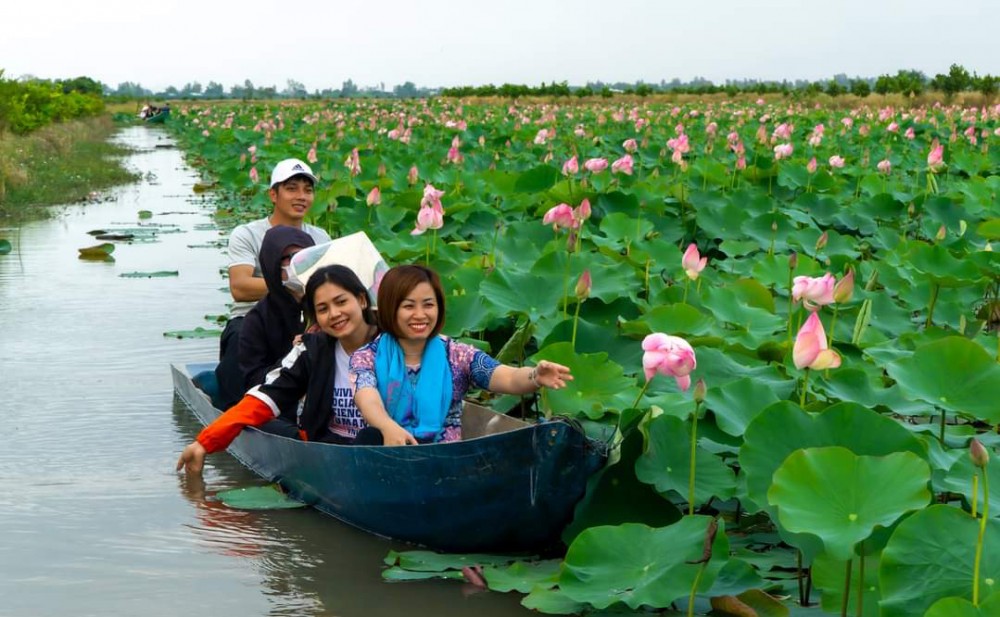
[
  {"left": 562, "top": 156, "right": 579, "bottom": 176},
  {"left": 773, "top": 143, "right": 794, "bottom": 160},
  {"left": 249, "top": 166, "right": 259, "bottom": 184},
  {"left": 905, "top": 127, "right": 916, "bottom": 140},
  {"left": 793, "top": 312, "right": 841, "bottom": 370},
  {"left": 411, "top": 204, "right": 444, "bottom": 235},
  {"left": 681, "top": 244, "right": 708, "bottom": 280},
  {"left": 829, "top": 155, "right": 845, "bottom": 169},
  {"left": 927, "top": 141, "right": 945, "bottom": 172},
  {"left": 622, "top": 138, "right": 638, "bottom": 153},
  {"left": 583, "top": 158, "right": 608, "bottom": 174},
  {"left": 575, "top": 270, "right": 591, "bottom": 301},
  {"left": 407, "top": 165, "right": 419, "bottom": 186},
  {"left": 307, "top": 145, "right": 318, "bottom": 164},
  {"left": 877, "top": 159, "right": 891, "bottom": 175},
  {"left": 936, "top": 225, "right": 947, "bottom": 241},
  {"left": 377, "top": 162, "right": 387, "bottom": 177},
  {"left": 789, "top": 252, "right": 798, "bottom": 270},
  {"left": 806, "top": 157, "right": 818, "bottom": 173},
  {"left": 366, "top": 187, "right": 381, "bottom": 207},
  {"left": 815, "top": 231, "right": 828, "bottom": 251},
  {"left": 971, "top": 438, "right": 990, "bottom": 468},
  {"left": 833, "top": 269, "right": 854, "bottom": 304},
  {"left": 574, "top": 198, "right": 591, "bottom": 223},
  {"left": 641, "top": 333, "right": 696, "bottom": 391},
  {"left": 542, "top": 203, "right": 577, "bottom": 231},
  {"left": 611, "top": 154, "right": 634, "bottom": 176}
]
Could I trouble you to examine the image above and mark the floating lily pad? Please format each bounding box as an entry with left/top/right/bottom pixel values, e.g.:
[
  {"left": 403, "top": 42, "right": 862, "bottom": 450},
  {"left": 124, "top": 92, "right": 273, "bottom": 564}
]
[
  {"left": 558, "top": 516, "right": 728, "bottom": 610},
  {"left": 163, "top": 327, "right": 222, "bottom": 339},
  {"left": 78, "top": 242, "right": 115, "bottom": 257},
  {"left": 95, "top": 233, "right": 135, "bottom": 241},
  {"left": 119, "top": 271, "right": 179, "bottom": 278},
  {"left": 924, "top": 592, "right": 1000, "bottom": 617},
  {"left": 138, "top": 210, "right": 153, "bottom": 219},
  {"left": 0, "top": 239, "right": 11, "bottom": 254},
  {"left": 214, "top": 485, "right": 305, "bottom": 510},
  {"left": 482, "top": 559, "right": 562, "bottom": 593}
]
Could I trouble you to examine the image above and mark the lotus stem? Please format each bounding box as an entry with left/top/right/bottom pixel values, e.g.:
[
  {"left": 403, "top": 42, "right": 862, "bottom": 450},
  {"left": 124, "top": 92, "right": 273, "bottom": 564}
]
[
  {"left": 841, "top": 558, "right": 853, "bottom": 617},
  {"left": 562, "top": 251, "right": 572, "bottom": 318},
  {"left": 974, "top": 467, "right": 990, "bottom": 605},
  {"left": 683, "top": 278, "right": 691, "bottom": 305},
  {"left": 689, "top": 400, "right": 701, "bottom": 516},
  {"left": 829, "top": 305, "right": 839, "bottom": 348},
  {"left": 800, "top": 368, "right": 811, "bottom": 408},
  {"left": 798, "top": 550, "right": 805, "bottom": 606},
  {"left": 940, "top": 409, "right": 947, "bottom": 445},
  {"left": 630, "top": 380, "right": 652, "bottom": 412},
  {"left": 687, "top": 561, "right": 708, "bottom": 617},
  {"left": 857, "top": 544, "right": 865, "bottom": 617},
  {"left": 926, "top": 282, "right": 940, "bottom": 328},
  {"left": 571, "top": 300, "right": 581, "bottom": 351},
  {"left": 973, "top": 473, "right": 979, "bottom": 519}
]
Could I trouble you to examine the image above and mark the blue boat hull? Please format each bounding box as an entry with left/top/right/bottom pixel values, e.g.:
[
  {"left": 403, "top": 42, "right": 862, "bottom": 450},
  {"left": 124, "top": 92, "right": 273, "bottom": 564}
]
[{"left": 172, "top": 362, "right": 606, "bottom": 553}]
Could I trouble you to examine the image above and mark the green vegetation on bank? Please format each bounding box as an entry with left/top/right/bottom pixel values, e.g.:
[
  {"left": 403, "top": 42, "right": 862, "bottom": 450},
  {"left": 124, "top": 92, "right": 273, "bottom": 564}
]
[
  {"left": 0, "top": 115, "right": 138, "bottom": 220},
  {"left": 0, "top": 70, "right": 104, "bottom": 135}
]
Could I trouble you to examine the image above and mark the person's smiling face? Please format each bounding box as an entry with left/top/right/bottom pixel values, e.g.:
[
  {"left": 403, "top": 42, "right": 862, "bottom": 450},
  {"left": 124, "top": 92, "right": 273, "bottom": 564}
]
[{"left": 395, "top": 282, "right": 438, "bottom": 341}]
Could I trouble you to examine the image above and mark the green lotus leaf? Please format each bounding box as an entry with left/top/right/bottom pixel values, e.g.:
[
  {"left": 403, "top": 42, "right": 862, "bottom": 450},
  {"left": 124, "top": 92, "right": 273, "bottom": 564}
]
[
  {"left": 706, "top": 376, "right": 782, "bottom": 437},
  {"left": 699, "top": 286, "right": 784, "bottom": 348},
  {"left": 119, "top": 270, "right": 179, "bottom": 278},
  {"left": 635, "top": 414, "right": 737, "bottom": 505},
  {"left": 923, "top": 592, "right": 1000, "bottom": 617},
  {"left": 539, "top": 317, "right": 641, "bottom": 369},
  {"left": 976, "top": 218, "right": 1000, "bottom": 240},
  {"left": 935, "top": 446, "right": 1000, "bottom": 518},
  {"left": 815, "top": 368, "right": 929, "bottom": 416},
  {"left": 880, "top": 505, "right": 1000, "bottom": 617},
  {"left": 559, "top": 516, "right": 728, "bottom": 610},
  {"left": 705, "top": 558, "right": 766, "bottom": 597},
  {"left": 0, "top": 239, "right": 12, "bottom": 254},
  {"left": 383, "top": 549, "right": 516, "bottom": 571},
  {"left": 627, "top": 303, "right": 714, "bottom": 337},
  {"left": 441, "top": 293, "right": 494, "bottom": 337},
  {"left": 906, "top": 243, "right": 984, "bottom": 287},
  {"left": 693, "top": 193, "right": 750, "bottom": 241},
  {"left": 162, "top": 327, "right": 223, "bottom": 339},
  {"left": 480, "top": 269, "right": 564, "bottom": 323},
  {"left": 768, "top": 447, "right": 931, "bottom": 561},
  {"left": 214, "top": 485, "right": 305, "bottom": 510},
  {"left": 514, "top": 165, "right": 560, "bottom": 193},
  {"left": 740, "top": 401, "right": 927, "bottom": 544},
  {"left": 885, "top": 336, "right": 1000, "bottom": 424},
  {"left": 521, "top": 587, "right": 585, "bottom": 615},
  {"left": 531, "top": 342, "right": 635, "bottom": 418},
  {"left": 381, "top": 568, "right": 464, "bottom": 582},
  {"left": 481, "top": 559, "right": 561, "bottom": 593},
  {"left": 78, "top": 242, "right": 115, "bottom": 256},
  {"left": 811, "top": 543, "right": 881, "bottom": 615},
  {"left": 562, "top": 427, "right": 682, "bottom": 545}
]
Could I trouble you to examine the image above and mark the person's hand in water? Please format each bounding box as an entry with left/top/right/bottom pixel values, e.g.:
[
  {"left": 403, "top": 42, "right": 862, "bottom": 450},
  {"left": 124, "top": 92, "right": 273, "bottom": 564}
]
[{"left": 176, "top": 441, "right": 208, "bottom": 475}]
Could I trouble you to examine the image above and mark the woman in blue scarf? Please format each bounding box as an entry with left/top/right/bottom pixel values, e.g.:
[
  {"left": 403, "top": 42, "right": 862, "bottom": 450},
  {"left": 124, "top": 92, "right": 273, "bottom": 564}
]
[{"left": 350, "top": 265, "right": 573, "bottom": 446}]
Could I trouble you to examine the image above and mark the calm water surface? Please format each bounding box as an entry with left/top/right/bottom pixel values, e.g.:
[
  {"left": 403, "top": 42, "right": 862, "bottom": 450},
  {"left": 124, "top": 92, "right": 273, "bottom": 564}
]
[{"left": 0, "top": 127, "right": 531, "bottom": 617}]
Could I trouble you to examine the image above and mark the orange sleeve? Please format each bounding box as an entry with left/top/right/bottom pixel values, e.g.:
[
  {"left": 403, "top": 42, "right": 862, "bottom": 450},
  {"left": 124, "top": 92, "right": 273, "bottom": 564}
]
[{"left": 196, "top": 395, "right": 276, "bottom": 453}]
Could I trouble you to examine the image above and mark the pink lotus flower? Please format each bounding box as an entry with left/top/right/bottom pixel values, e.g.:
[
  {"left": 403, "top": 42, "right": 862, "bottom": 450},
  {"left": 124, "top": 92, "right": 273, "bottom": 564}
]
[
  {"left": 807, "top": 157, "right": 817, "bottom": 173},
  {"left": 248, "top": 145, "right": 257, "bottom": 155},
  {"left": 344, "top": 148, "right": 361, "bottom": 176},
  {"left": 542, "top": 203, "right": 577, "bottom": 231},
  {"left": 833, "top": 269, "right": 854, "bottom": 304},
  {"left": 887, "top": 122, "right": 899, "bottom": 133},
  {"left": 611, "top": 154, "right": 634, "bottom": 175},
  {"left": 533, "top": 128, "right": 552, "bottom": 145},
  {"left": 773, "top": 143, "right": 794, "bottom": 160},
  {"left": 681, "top": 244, "right": 708, "bottom": 280},
  {"left": 792, "top": 273, "right": 836, "bottom": 310},
  {"left": 249, "top": 166, "right": 259, "bottom": 184},
  {"left": 420, "top": 184, "right": 445, "bottom": 211},
  {"left": 877, "top": 159, "right": 892, "bottom": 174},
  {"left": 905, "top": 127, "right": 916, "bottom": 140},
  {"left": 642, "top": 333, "right": 697, "bottom": 391},
  {"left": 793, "top": 312, "right": 842, "bottom": 370},
  {"left": 407, "top": 165, "right": 419, "bottom": 186},
  {"left": 927, "top": 141, "right": 945, "bottom": 172},
  {"left": 411, "top": 205, "right": 444, "bottom": 235},
  {"left": 307, "top": 145, "right": 318, "bottom": 164},
  {"left": 366, "top": 186, "right": 381, "bottom": 207},
  {"left": 562, "top": 156, "right": 579, "bottom": 176},
  {"left": 446, "top": 145, "right": 463, "bottom": 164},
  {"left": 574, "top": 198, "right": 591, "bottom": 223},
  {"left": 201, "top": 129, "right": 210, "bottom": 137},
  {"left": 583, "top": 158, "right": 609, "bottom": 173},
  {"left": 829, "top": 155, "right": 845, "bottom": 169},
  {"left": 622, "top": 138, "right": 638, "bottom": 153}
]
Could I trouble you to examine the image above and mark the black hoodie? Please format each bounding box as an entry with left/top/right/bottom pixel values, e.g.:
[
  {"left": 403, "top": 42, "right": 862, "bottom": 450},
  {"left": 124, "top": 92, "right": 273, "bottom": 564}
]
[{"left": 238, "top": 225, "right": 316, "bottom": 391}]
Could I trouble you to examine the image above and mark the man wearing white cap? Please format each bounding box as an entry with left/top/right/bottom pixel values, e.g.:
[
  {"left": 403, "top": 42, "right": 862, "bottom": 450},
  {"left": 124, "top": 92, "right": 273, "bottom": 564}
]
[{"left": 215, "top": 158, "right": 331, "bottom": 408}]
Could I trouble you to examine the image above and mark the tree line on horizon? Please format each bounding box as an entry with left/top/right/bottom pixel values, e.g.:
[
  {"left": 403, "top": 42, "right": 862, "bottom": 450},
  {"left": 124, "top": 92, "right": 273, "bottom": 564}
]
[{"left": 4, "top": 64, "right": 998, "bottom": 105}]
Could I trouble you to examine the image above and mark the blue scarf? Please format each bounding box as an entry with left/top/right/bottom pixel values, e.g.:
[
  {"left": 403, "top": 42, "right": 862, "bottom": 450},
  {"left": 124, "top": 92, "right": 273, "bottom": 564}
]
[{"left": 374, "top": 334, "right": 453, "bottom": 442}]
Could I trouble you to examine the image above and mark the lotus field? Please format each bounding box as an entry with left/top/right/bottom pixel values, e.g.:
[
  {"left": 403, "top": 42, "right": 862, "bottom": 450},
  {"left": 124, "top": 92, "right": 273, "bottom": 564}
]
[{"left": 168, "top": 98, "right": 1000, "bottom": 616}]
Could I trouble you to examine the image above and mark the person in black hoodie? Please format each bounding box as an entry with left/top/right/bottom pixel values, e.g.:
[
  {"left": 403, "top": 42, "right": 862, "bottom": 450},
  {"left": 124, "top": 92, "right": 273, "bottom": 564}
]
[
  {"left": 177, "top": 265, "right": 379, "bottom": 476},
  {"left": 236, "top": 225, "right": 315, "bottom": 397}
]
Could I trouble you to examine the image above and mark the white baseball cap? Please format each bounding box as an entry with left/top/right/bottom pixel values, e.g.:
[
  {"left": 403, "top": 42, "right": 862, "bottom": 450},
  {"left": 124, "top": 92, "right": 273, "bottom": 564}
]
[{"left": 270, "top": 158, "right": 318, "bottom": 188}]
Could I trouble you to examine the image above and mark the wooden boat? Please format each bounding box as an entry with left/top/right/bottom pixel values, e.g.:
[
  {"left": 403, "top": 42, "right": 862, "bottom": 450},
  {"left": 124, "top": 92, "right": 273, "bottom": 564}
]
[
  {"left": 172, "top": 362, "right": 607, "bottom": 553},
  {"left": 144, "top": 107, "right": 170, "bottom": 124}
]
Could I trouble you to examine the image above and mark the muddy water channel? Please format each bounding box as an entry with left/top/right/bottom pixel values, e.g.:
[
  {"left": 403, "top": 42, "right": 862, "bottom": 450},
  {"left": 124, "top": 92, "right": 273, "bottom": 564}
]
[{"left": 0, "top": 127, "right": 530, "bottom": 617}]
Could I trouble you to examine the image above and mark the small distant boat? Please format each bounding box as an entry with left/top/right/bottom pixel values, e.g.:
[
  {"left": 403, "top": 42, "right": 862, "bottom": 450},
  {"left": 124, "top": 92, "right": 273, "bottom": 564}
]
[
  {"left": 139, "top": 104, "right": 170, "bottom": 124},
  {"left": 172, "top": 361, "right": 607, "bottom": 553}
]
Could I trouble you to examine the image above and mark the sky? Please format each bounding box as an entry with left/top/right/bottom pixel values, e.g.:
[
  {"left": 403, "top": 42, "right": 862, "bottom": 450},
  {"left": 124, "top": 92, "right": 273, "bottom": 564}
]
[{"left": 3, "top": 0, "right": 998, "bottom": 92}]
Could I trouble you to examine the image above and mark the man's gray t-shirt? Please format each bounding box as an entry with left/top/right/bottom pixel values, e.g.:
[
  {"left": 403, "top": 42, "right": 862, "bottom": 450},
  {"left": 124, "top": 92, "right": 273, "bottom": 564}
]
[{"left": 227, "top": 217, "right": 331, "bottom": 317}]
